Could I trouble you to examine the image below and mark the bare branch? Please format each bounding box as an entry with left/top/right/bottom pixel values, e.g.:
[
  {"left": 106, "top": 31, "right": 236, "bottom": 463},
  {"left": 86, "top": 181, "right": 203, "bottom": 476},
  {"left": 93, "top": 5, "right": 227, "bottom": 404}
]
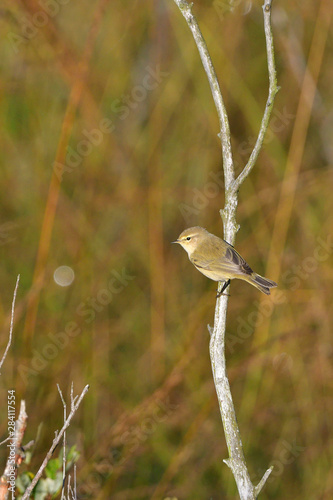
[
  {"left": 73, "top": 464, "right": 77, "bottom": 500},
  {"left": 21, "top": 384, "right": 89, "bottom": 500},
  {"left": 57, "top": 384, "right": 67, "bottom": 495},
  {"left": 172, "top": 1, "right": 278, "bottom": 498},
  {"left": 0, "top": 275, "right": 20, "bottom": 374},
  {"left": 70, "top": 381, "right": 77, "bottom": 410},
  {"left": 74, "top": 464, "right": 77, "bottom": 499},
  {"left": 172, "top": 0, "right": 235, "bottom": 189},
  {"left": 255, "top": 466, "right": 274, "bottom": 496},
  {"left": 232, "top": 0, "right": 279, "bottom": 193}
]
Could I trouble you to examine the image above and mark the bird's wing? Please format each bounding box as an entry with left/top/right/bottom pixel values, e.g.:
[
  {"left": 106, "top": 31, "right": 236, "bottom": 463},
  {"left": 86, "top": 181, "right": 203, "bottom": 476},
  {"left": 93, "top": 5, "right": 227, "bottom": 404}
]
[
  {"left": 190, "top": 245, "right": 253, "bottom": 276},
  {"left": 223, "top": 246, "right": 253, "bottom": 276}
]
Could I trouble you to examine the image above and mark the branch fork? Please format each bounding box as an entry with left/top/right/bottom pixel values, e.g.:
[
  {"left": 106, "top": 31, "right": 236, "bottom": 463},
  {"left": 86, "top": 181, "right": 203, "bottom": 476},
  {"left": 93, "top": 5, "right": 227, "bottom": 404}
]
[{"left": 172, "top": 0, "right": 278, "bottom": 498}]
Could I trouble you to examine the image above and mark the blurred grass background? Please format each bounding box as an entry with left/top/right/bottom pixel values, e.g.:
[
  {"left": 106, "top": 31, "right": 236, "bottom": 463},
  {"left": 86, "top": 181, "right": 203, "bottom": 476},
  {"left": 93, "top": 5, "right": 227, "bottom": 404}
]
[{"left": 0, "top": 0, "right": 332, "bottom": 498}]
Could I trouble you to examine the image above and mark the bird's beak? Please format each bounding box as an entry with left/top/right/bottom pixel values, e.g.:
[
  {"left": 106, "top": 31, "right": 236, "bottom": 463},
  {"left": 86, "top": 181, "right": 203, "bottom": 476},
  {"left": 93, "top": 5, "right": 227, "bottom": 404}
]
[{"left": 171, "top": 240, "right": 179, "bottom": 244}]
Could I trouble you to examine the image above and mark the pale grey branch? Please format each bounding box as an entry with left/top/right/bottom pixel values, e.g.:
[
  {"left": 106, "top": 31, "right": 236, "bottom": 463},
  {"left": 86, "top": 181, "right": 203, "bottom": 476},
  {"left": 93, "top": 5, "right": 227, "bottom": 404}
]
[
  {"left": 232, "top": 0, "right": 279, "bottom": 193},
  {"left": 255, "top": 466, "right": 274, "bottom": 496},
  {"left": 172, "top": 0, "right": 278, "bottom": 498},
  {"left": 172, "top": 0, "right": 234, "bottom": 189},
  {"left": 0, "top": 275, "right": 20, "bottom": 374},
  {"left": 57, "top": 384, "right": 67, "bottom": 496}
]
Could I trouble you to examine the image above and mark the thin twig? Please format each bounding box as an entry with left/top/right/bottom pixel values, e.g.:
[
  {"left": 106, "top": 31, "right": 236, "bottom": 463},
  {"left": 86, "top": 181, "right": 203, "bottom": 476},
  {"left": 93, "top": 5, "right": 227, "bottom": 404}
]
[
  {"left": 67, "top": 473, "right": 72, "bottom": 499},
  {"left": 70, "top": 382, "right": 75, "bottom": 409},
  {"left": 21, "top": 385, "right": 89, "bottom": 500},
  {"left": 172, "top": 0, "right": 278, "bottom": 498},
  {"left": 0, "top": 275, "right": 20, "bottom": 374},
  {"left": 57, "top": 384, "right": 67, "bottom": 495},
  {"left": 255, "top": 465, "right": 274, "bottom": 496},
  {"left": 172, "top": 0, "right": 234, "bottom": 189},
  {"left": 74, "top": 464, "right": 77, "bottom": 499},
  {"left": 232, "top": 0, "right": 279, "bottom": 193}
]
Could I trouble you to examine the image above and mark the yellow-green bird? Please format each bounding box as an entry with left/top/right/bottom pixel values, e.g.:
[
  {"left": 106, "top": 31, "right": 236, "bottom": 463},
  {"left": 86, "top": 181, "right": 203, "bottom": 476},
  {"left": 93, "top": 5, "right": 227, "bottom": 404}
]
[{"left": 173, "top": 226, "right": 277, "bottom": 296}]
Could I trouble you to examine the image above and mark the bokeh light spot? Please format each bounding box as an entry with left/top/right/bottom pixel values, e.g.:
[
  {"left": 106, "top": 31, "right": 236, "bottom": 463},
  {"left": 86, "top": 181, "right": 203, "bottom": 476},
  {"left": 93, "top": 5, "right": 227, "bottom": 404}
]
[{"left": 53, "top": 266, "right": 75, "bottom": 287}]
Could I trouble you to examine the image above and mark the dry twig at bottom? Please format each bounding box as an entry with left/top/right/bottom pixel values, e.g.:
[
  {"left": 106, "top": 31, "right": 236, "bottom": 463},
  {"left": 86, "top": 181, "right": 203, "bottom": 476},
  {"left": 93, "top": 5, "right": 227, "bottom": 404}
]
[{"left": 21, "top": 384, "right": 89, "bottom": 500}]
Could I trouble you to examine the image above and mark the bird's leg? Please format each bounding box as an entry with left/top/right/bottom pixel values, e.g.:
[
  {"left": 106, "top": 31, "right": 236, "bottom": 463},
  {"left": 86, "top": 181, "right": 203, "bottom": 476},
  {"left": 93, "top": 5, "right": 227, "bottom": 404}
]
[{"left": 216, "top": 279, "right": 231, "bottom": 298}]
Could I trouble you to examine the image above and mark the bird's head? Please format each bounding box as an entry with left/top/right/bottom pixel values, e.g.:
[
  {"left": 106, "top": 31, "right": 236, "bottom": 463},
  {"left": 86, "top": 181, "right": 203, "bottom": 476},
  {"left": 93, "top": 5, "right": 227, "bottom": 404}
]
[{"left": 172, "top": 226, "right": 208, "bottom": 255}]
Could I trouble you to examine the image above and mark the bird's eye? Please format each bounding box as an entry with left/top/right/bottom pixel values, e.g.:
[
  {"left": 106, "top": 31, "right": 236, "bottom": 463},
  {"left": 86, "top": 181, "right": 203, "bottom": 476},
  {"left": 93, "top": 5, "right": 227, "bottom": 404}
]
[{"left": 186, "top": 237, "right": 191, "bottom": 241}]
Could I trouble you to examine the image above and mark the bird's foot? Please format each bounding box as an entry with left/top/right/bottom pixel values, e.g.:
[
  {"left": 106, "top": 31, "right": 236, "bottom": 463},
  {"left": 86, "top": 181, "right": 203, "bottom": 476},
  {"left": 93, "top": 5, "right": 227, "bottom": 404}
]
[{"left": 216, "top": 279, "right": 231, "bottom": 298}]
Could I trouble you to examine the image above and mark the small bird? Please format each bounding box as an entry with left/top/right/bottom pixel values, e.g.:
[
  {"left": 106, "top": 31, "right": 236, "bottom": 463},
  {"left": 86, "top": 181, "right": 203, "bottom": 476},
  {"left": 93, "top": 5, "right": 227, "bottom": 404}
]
[{"left": 173, "top": 226, "right": 277, "bottom": 296}]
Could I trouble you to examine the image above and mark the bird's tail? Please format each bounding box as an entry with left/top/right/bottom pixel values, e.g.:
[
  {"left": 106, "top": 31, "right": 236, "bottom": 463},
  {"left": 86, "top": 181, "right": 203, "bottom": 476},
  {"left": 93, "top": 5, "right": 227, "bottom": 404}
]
[{"left": 245, "top": 273, "right": 277, "bottom": 295}]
